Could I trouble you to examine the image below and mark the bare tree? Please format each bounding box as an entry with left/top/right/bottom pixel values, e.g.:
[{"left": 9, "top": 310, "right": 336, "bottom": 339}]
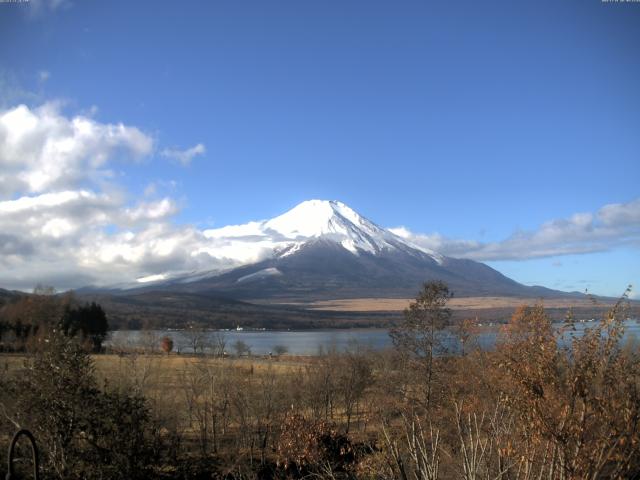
[
  {"left": 209, "top": 330, "right": 227, "bottom": 357},
  {"left": 138, "top": 329, "right": 160, "bottom": 354},
  {"left": 382, "top": 414, "right": 441, "bottom": 480},
  {"left": 305, "top": 352, "right": 338, "bottom": 421},
  {"left": 233, "top": 340, "right": 251, "bottom": 357},
  {"left": 390, "top": 280, "right": 452, "bottom": 411},
  {"left": 455, "top": 317, "right": 479, "bottom": 356},
  {"left": 272, "top": 344, "right": 288, "bottom": 357},
  {"left": 336, "top": 347, "right": 374, "bottom": 433},
  {"left": 184, "top": 324, "right": 207, "bottom": 354}
]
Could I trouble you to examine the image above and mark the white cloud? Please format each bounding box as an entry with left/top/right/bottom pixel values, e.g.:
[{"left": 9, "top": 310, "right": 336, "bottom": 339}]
[
  {"left": 392, "top": 197, "right": 640, "bottom": 261},
  {"left": 0, "top": 103, "right": 227, "bottom": 290},
  {"left": 0, "top": 190, "right": 241, "bottom": 290},
  {"left": 0, "top": 101, "right": 272, "bottom": 290},
  {"left": 122, "top": 198, "right": 178, "bottom": 224},
  {"left": 161, "top": 143, "right": 206, "bottom": 166},
  {"left": 599, "top": 198, "right": 640, "bottom": 226},
  {"left": 0, "top": 103, "right": 153, "bottom": 196}
]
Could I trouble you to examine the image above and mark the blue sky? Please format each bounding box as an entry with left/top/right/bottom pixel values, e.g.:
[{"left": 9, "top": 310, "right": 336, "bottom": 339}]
[{"left": 0, "top": 0, "right": 638, "bottom": 296}]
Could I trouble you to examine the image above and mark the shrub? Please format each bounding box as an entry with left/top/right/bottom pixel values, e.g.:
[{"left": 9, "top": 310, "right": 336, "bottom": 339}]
[
  {"left": 5, "top": 331, "right": 156, "bottom": 479},
  {"left": 275, "top": 412, "right": 359, "bottom": 478},
  {"left": 160, "top": 335, "right": 174, "bottom": 354},
  {"left": 496, "top": 295, "right": 640, "bottom": 479}
]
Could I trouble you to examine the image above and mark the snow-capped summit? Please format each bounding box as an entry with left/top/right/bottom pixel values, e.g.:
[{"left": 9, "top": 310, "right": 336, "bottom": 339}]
[
  {"left": 200, "top": 199, "right": 441, "bottom": 263},
  {"left": 265, "top": 200, "right": 367, "bottom": 238},
  {"left": 265, "top": 199, "right": 417, "bottom": 256}
]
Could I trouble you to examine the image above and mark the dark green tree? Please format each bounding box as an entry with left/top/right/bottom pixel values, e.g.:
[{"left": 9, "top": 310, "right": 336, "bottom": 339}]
[{"left": 60, "top": 302, "right": 109, "bottom": 352}]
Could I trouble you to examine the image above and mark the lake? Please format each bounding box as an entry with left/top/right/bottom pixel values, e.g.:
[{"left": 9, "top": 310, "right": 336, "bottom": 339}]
[{"left": 107, "top": 319, "right": 640, "bottom": 356}]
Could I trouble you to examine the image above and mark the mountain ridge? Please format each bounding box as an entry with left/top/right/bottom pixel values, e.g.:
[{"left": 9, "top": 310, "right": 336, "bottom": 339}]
[{"left": 97, "top": 199, "right": 582, "bottom": 301}]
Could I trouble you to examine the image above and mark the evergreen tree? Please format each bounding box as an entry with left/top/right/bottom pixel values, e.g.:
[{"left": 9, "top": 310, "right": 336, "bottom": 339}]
[{"left": 60, "top": 302, "right": 109, "bottom": 352}]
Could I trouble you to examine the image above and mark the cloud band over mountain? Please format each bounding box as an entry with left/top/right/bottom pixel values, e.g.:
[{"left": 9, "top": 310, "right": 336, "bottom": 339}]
[
  {"left": 0, "top": 102, "right": 637, "bottom": 291},
  {"left": 390, "top": 198, "right": 640, "bottom": 261}
]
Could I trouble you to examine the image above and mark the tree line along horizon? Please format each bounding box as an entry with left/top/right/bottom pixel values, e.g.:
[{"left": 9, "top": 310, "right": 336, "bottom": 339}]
[
  {"left": 0, "top": 286, "right": 297, "bottom": 356},
  {"left": 0, "top": 286, "right": 109, "bottom": 353}
]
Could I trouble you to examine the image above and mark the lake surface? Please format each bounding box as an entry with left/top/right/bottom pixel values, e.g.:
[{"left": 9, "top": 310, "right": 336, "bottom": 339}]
[{"left": 108, "top": 319, "right": 640, "bottom": 356}]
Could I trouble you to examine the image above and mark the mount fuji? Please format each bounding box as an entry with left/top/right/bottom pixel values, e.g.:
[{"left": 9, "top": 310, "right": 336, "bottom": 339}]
[{"left": 136, "top": 200, "right": 567, "bottom": 301}]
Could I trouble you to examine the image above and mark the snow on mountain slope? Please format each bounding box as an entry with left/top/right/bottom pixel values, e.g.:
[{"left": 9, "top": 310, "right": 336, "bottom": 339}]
[
  {"left": 101, "top": 200, "right": 575, "bottom": 300},
  {"left": 200, "top": 200, "right": 442, "bottom": 266},
  {"left": 267, "top": 200, "right": 401, "bottom": 255},
  {"left": 236, "top": 267, "right": 282, "bottom": 283}
]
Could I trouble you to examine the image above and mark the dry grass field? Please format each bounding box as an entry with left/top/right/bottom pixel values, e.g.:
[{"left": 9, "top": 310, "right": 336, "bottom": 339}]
[
  {"left": 1, "top": 352, "right": 313, "bottom": 404},
  {"left": 269, "top": 296, "right": 620, "bottom": 312},
  {"left": 93, "top": 352, "right": 312, "bottom": 373}
]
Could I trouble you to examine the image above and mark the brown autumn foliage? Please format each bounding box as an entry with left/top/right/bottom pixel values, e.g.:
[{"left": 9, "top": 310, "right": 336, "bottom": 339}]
[
  {"left": 160, "top": 335, "right": 174, "bottom": 354},
  {"left": 1, "top": 282, "right": 639, "bottom": 479},
  {"left": 495, "top": 296, "right": 640, "bottom": 479},
  {"left": 275, "top": 412, "right": 360, "bottom": 477}
]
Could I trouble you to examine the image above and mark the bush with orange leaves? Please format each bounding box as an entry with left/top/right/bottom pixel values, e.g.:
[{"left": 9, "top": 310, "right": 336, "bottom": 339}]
[
  {"left": 496, "top": 290, "right": 640, "bottom": 479},
  {"left": 275, "top": 411, "right": 361, "bottom": 478}
]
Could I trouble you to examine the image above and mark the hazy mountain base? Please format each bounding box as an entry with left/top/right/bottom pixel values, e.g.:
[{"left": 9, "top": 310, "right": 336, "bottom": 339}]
[
  {"left": 2, "top": 287, "right": 633, "bottom": 330},
  {"left": 79, "top": 290, "right": 636, "bottom": 330},
  {"left": 78, "top": 291, "right": 397, "bottom": 330}
]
